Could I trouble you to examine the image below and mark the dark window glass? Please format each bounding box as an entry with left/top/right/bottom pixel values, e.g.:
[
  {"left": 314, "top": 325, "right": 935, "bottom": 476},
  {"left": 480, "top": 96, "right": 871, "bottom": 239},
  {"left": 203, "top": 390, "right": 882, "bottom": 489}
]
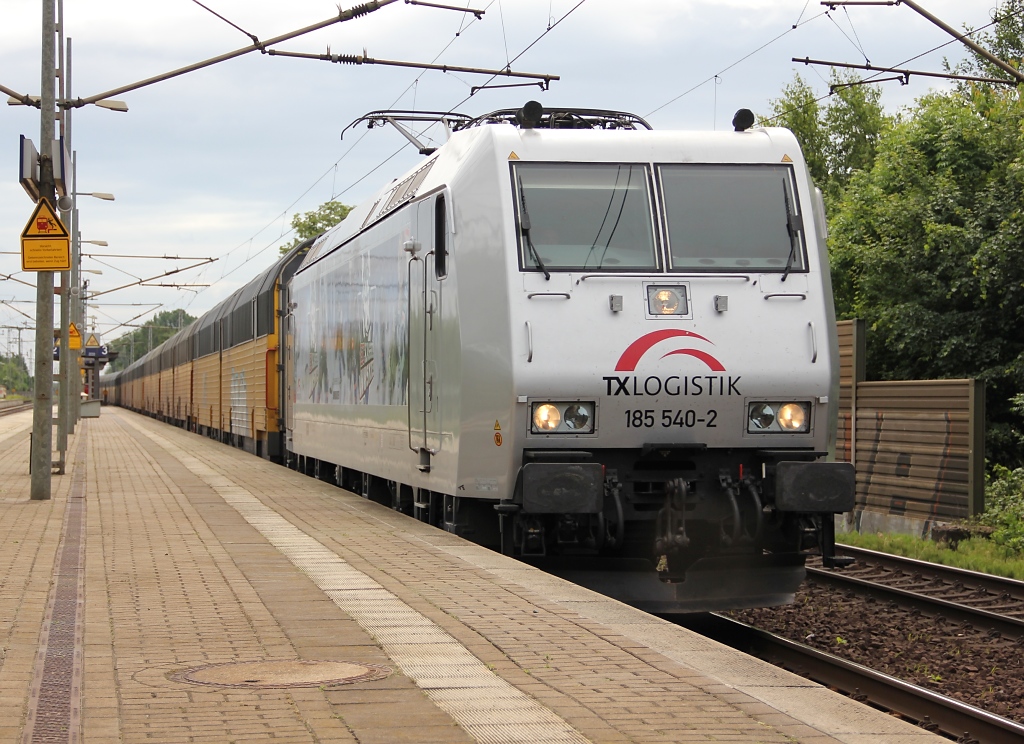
[
  {"left": 659, "top": 164, "right": 806, "bottom": 272},
  {"left": 256, "top": 289, "right": 274, "bottom": 337},
  {"left": 513, "top": 163, "right": 657, "bottom": 272},
  {"left": 434, "top": 194, "right": 447, "bottom": 279}
]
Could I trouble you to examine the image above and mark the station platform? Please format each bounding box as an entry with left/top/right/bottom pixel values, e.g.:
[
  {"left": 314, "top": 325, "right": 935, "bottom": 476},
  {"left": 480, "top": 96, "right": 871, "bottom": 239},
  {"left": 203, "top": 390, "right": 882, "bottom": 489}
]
[{"left": 0, "top": 407, "right": 944, "bottom": 744}]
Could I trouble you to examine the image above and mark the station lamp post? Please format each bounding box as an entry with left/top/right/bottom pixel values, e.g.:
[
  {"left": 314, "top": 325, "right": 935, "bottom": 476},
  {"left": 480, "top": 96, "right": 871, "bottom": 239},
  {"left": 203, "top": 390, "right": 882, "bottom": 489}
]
[{"left": 57, "top": 182, "right": 113, "bottom": 451}]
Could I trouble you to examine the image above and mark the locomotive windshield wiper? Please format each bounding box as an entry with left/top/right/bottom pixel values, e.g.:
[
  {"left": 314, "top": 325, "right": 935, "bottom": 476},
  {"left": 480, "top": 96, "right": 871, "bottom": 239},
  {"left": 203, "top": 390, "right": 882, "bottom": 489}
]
[
  {"left": 517, "top": 180, "right": 550, "bottom": 280},
  {"left": 780, "top": 177, "right": 801, "bottom": 282}
]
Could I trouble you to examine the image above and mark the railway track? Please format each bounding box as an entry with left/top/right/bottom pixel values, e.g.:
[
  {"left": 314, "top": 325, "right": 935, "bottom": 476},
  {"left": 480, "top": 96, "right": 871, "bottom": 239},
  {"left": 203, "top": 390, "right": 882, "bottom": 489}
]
[
  {"left": 0, "top": 401, "right": 32, "bottom": 417},
  {"left": 806, "top": 545, "right": 1024, "bottom": 639},
  {"left": 680, "top": 613, "right": 1024, "bottom": 744}
]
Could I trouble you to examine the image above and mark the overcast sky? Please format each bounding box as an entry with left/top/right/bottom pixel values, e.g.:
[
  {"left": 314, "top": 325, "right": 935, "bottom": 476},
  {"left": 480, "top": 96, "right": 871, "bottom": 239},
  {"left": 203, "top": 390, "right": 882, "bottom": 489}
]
[{"left": 0, "top": 0, "right": 995, "bottom": 361}]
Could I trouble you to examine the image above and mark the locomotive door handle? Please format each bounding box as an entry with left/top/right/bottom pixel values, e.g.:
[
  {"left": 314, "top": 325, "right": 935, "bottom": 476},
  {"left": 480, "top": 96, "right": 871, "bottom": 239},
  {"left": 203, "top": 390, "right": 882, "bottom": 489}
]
[
  {"left": 424, "top": 375, "right": 434, "bottom": 413},
  {"left": 426, "top": 290, "right": 438, "bottom": 330},
  {"left": 525, "top": 321, "right": 533, "bottom": 363},
  {"left": 808, "top": 321, "right": 818, "bottom": 363}
]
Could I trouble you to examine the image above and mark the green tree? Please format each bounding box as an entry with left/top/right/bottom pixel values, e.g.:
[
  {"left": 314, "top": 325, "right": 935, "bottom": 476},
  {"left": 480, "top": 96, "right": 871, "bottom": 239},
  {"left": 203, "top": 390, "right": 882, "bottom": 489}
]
[
  {"left": 763, "top": 71, "right": 891, "bottom": 206},
  {"left": 828, "top": 88, "right": 1024, "bottom": 468},
  {"left": 279, "top": 200, "right": 353, "bottom": 254},
  {"left": 0, "top": 353, "right": 32, "bottom": 395},
  {"left": 950, "top": 0, "right": 1024, "bottom": 81},
  {"left": 107, "top": 309, "right": 196, "bottom": 372}
]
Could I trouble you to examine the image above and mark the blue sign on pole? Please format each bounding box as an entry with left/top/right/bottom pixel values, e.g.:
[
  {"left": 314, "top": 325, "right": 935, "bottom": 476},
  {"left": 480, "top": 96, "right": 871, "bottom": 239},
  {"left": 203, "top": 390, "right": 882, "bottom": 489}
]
[{"left": 82, "top": 345, "right": 107, "bottom": 358}]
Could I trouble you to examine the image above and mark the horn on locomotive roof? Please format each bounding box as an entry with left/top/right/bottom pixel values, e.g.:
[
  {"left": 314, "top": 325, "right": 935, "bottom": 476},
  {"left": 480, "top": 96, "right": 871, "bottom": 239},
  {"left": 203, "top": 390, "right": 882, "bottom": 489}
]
[
  {"left": 732, "top": 108, "right": 756, "bottom": 132},
  {"left": 515, "top": 100, "right": 545, "bottom": 129}
]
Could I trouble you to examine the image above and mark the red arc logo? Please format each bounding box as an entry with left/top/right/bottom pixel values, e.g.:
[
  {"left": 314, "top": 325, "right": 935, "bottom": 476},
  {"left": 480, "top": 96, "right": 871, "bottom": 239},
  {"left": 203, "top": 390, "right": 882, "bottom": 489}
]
[{"left": 614, "top": 329, "right": 725, "bottom": 372}]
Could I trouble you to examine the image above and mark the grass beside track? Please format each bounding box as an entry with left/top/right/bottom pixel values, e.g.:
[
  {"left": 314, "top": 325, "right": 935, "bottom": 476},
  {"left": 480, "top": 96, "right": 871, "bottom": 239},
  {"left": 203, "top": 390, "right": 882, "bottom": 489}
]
[{"left": 839, "top": 530, "right": 1024, "bottom": 581}]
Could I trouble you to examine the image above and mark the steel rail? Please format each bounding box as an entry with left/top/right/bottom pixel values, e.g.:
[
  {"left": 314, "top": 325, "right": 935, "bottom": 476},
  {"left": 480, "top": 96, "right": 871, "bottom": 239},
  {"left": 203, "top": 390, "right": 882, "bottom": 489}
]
[
  {"left": 806, "top": 567, "right": 1024, "bottom": 639},
  {"left": 0, "top": 402, "right": 33, "bottom": 416},
  {"left": 836, "top": 544, "right": 1024, "bottom": 601},
  {"left": 692, "top": 613, "right": 1024, "bottom": 744}
]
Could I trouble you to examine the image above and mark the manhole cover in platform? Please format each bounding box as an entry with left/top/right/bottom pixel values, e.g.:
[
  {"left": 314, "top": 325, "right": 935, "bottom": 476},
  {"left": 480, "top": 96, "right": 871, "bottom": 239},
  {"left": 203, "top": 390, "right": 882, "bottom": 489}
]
[{"left": 174, "top": 660, "right": 391, "bottom": 688}]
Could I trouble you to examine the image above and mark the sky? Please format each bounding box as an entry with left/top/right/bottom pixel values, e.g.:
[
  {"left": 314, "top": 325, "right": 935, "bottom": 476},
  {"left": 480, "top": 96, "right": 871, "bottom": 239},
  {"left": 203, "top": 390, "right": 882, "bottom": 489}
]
[{"left": 0, "top": 0, "right": 999, "bottom": 365}]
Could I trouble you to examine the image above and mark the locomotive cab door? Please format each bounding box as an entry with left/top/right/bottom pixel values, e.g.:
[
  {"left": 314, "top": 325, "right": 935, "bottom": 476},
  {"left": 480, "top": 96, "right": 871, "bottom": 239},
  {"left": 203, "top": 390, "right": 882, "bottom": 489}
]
[{"left": 408, "top": 193, "right": 448, "bottom": 471}]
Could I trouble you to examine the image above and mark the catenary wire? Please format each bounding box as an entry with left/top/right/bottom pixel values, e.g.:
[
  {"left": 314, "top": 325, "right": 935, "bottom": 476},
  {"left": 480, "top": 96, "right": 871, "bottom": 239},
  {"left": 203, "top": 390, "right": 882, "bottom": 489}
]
[
  {"left": 826, "top": 10, "right": 870, "bottom": 64},
  {"left": 645, "top": 10, "right": 829, "bottom": 118},
  {"left": 843, "top": 6, "right": 871, "bottom": 63},
  {"left": 189, "top": 0, "right": 261, "bottom": 45},
  {"left": 183, "top": 2, "right": 497, "bottom": 302},
  {"left": 760, "top": 8, "right": 1019, "bottom": 126}
]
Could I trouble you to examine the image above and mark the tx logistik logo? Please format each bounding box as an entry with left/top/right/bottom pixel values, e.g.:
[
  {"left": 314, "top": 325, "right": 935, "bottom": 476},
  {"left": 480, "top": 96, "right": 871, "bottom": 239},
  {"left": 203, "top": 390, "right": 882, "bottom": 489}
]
[{"left": 603, "top": 329, "right": 741, "bottom": 397}]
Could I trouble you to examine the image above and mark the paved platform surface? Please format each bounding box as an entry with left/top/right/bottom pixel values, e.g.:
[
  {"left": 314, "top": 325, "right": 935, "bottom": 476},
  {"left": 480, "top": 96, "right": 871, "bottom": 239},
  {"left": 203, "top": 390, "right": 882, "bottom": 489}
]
[{"left": 0, "top": 407, "right": 945, "bottom": 743}]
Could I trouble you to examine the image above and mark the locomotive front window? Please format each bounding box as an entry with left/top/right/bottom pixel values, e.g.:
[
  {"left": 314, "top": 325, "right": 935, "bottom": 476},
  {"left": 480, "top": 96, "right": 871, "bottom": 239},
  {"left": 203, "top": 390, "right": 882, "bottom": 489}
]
[
  {"left": 659, "top": 164, "right": 807, "bottom": 273},
  {"left": 513, "top": 163, "right": 658, "bottom": 272}
]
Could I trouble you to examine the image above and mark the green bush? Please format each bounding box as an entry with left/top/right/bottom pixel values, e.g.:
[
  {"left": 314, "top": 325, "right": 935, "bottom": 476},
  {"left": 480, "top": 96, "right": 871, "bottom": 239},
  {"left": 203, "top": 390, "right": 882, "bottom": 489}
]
[{"left": 980, "top": 465, "right": 1024, "bottom": 554}]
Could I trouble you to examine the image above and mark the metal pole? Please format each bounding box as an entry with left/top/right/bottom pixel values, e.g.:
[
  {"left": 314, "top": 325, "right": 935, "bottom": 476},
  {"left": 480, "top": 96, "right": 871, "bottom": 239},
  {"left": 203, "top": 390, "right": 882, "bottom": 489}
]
[
  {"left": 56, "top": 30, "right": 70, "bottom": 471},
  {"left": 31, "top": 0, "right": 57, "bottom": 498},
  {"left": 68, "top": 34, "right": 80, "bottom": 432},
  {"left": 898, "top": 0, "right": 1024, "bottom": 84},
  {"left": 66, "top": 0, "right": 400, "bottom": 109},
  {"left": 70, "top": 170, "right": 80, "bottom": 432}
]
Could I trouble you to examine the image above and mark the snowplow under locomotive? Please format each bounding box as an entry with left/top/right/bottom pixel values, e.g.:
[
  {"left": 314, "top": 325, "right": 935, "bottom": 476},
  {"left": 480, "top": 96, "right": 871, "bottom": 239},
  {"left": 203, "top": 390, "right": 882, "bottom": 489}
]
[{"left": 104, "top": 104, "right": 855, "bottom": 612}]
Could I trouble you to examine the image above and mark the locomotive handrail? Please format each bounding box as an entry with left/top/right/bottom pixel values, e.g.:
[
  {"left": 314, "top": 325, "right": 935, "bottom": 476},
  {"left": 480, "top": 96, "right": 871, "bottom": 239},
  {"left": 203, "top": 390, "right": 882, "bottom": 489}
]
[
  {"left": 763, "top": 293, "right": 807, "bottom": 300},
  {"left": 808, "top": 322, "right": 818, "bottom": 364},
  {"left": 407, "top": 256, "right": 418, "bottom": 454},
  {"left": 461, "top": 107, "right": 652, "bottom": 131},
  {"left": 526, "top": 292, "right": 570, "bottom": 299},
  {"left": 525, "top": 321, "right": 533, "bottom": 363}
]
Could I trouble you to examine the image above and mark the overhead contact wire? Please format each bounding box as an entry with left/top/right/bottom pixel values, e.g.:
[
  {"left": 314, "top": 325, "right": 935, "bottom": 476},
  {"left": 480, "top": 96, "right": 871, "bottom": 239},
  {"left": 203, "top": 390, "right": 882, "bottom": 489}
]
[
  {"left": 762, "top": 9, "right": 1017, "bottom": 126},
  {"left": 184, "top": 2, "right": 497, "bottom": 306},
  {"left": 645, "top": 10, "right": 828, "bottom": 118}
]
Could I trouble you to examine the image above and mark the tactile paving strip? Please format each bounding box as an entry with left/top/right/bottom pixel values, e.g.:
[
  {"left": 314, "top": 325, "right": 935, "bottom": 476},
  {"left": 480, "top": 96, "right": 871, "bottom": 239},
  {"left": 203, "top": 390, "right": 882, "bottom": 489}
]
[
  {"left": 130, "top": 421, "right": 590, "bottom": 744},
  {"left": 23, "top": 429, "right": 87, "bottom": 744}
]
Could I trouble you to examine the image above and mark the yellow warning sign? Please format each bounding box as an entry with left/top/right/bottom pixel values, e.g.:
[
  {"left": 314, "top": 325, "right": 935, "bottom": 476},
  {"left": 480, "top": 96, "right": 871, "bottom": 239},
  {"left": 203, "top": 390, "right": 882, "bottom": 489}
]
[
  {"left": 21, "top": 199, "right": 69, "bottom": 238},
  {"left": 494, "top": 420, "right": 501, "bottom": 431},
  {"left": 21, "top": 239, "right": 72, "bottom": 271},
  {"left": 85, "top": 334, "right": 100, "bottom": 348},
  {"left": 69, "top": 322, "right": 81, "bottom": 350},
  {"left": 508, "top": 151, "right": 520, "bottom": 160},
  {"left": 494, "top": 432, "right": 503, "bottom": 447},
  {"left": 21, "top": 198, "right": 71, "bottom": 271},
  {"left": 781, "top": 154, "right": 794, "bottom": 163}
]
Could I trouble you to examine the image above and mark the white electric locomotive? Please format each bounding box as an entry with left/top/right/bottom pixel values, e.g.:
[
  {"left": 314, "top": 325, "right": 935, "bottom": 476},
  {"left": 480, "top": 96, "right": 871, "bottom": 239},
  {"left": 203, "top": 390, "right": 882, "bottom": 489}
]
[{"left": 284, "top": 103, "right": 855, "bottom": 612}]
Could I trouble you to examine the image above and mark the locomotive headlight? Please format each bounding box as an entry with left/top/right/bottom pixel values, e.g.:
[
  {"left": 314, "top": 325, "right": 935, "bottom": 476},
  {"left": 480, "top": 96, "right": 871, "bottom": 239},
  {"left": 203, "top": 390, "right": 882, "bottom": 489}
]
[
  {"left": 748, "top": 403, "right": 775, "bottom": 430},
  {"left": 747, "top": 401, "right": 811, "bottom": 433},
  {"left": 563, "top": 403, "right": 591, "bottom": 430},
  {"left": 530, "top": 401, "right": 597, "bottom": 434},
  {"left": 647, "top": 285, "right": 688, "bottom": 316},
  {"left": 653, "top": 289, "right": 679, "bottom": 314},
  {"left": 533, "top": 404, "right": 561, "bottom": 431},
  {"left": 777, "top": 403, "right": 808, "bottom": 431}
]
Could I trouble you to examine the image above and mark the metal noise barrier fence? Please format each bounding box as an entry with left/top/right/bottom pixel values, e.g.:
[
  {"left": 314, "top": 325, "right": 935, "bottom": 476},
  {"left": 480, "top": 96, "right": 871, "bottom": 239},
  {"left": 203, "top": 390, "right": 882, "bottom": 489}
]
[{"left": 835, "top": 320, "right": 985, "bottom": 525}]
